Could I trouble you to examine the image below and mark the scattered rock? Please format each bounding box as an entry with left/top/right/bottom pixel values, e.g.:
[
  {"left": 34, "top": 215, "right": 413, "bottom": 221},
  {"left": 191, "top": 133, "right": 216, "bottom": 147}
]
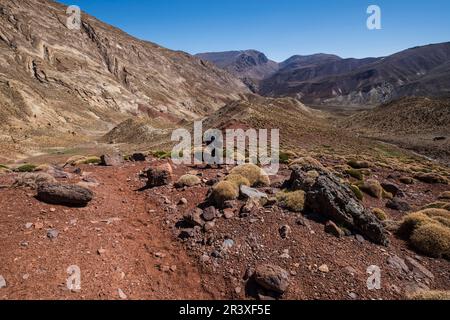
[
  {"left": 414, "top": 173, "right": 447, "bottom": 184},
  {"left": 404, "top": 257, "right": 434, "bottom": 279},
  {"left": 118, "top": 288, "right": 127, "bottom": 299},
  {"left": 386, "top": 198, "right": 411, "bottom": 212},
  {"left": 183, "top": 208, "right": 205, "bottom": 227},
  {"left": 223, "top": 209, "right": 235, "bottom": 219},
  {"left": 47, "top": 229, "right": 59, "bottom": 239},
  {"left": 146, "top": 163, "right": 173, "bottom": 188},
  {"left": 381, "top": 182, "right": 401, "bottom": 197},
  {"left": 0, "top": 275, "right": 6, "bottom": 289},
  {"left": 240, "top": 198, "right": 261, "bottom": 217},
  {"left": 130, "top": 153, "right": 146, "bottom": 162},
  {"left": 100, "top": 154, "right": 124, "bottom": 167},
  {"left": 399, "top": 176, "right": 414, "bottom": 185},
  {"left": 25, "top": 222, "right": 33, "bottom": 229},
  {"left": 222, "top": 239, "right": 235, "bottom": 251},
  {"left": 324, "top": 221, "right": 344, "bottom": 238},
  {"left": 319, "top": 264, "right": 330, "bottom": 273},
  {"left": 178, "top": 198, "right": 188, "bottom": 205},
  {"left": 202, "top": 206, "right": 217, "bottom": 221},
  {"left": 204, "top": 221, "right": 215, "bottom": 232},
  {"left": 355, "top": 234, "right": 365, "bottom": 243},
  {"left": 240, "top": 185, "right": 268, "bottom": 203},
  {"left": 37, "top": 183, "right": 93, "bottom": 207},
  {"left": 254, "top": 264, "right": 290, "bottom": 294},
  {"left": 387, "top": 255, "right": 410, "bottom": 274},
  {"left": 287, "top": 166, "right": 389, "bottom": 245},
  {"left": 279, "top": 225, "right": 291, "bottom": 239}
]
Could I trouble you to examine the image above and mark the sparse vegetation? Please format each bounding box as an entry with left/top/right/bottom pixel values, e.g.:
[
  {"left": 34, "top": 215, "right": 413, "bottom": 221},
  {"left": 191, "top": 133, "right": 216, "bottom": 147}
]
[
  {"left": 421, "top": 202, "right": 450, "bottom": 210},
  {"left": 407, "top": 290, "right": 450, "bottom": 300},
  {"left": 152, "top": 150, "right": 171, "bottom": 159},
  {"left": 438, "top": 191, "right": 450, "bottom": 201},
  {"left": 229, "top": 163, "right": 270, "bottom": 187},
  {"left": 373, "top": 208, "right": 389, "bottom": 221},
  {"left": 399, "top": 176, "right": 414, "bottom": 184},
  {"left": 345, "top": 168, "right": 364, "bottom": 180},
  {"left": 78, "top": 156, "right": 102, "bottom": 165},
  {"left": 175, "top": 174, "right": 201, "bottom": 188},
  {"left": 414, "top": 172, "right": 448, "bottom": 184},
  {"left": 15, "top": 164, "right": 37, "bottom": 172},
  {"left": 276, "top": 190, "right": 305, "bottom": 212},
  {"left": 289, "top": 157, "right": 324, "bottom": 171},
  {"left": 224, "top": 174, "right": 251, "bottom": 189},
  {"left": 347, "top": 160, "right": 370, "bottom": 169},
  {"left": 211, "top": 181, "right": 239, "bottom": 206},
  {"left": 358, "top": 179, "right": 383, "bottom": 199},
  {"left": 350, "top": 184, "right": 364, "bottom": 201},
  {"left": 399, "top": 209, "right": 450, "bottom": 259}
]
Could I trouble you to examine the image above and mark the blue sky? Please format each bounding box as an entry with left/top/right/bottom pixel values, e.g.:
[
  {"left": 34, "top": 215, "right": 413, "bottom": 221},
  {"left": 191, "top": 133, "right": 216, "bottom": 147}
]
[{"left": 58, "top": 0, "right": 450, "bottom": 62}]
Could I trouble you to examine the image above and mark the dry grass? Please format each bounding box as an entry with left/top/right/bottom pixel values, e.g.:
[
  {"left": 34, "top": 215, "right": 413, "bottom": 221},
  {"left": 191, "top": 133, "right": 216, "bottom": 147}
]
[
  {"left": 350, "top": 185, "right": 364, "bottom": 201},
  {"left": 224, "top": 174, "right": 251, "bottom": 189},
  {"left": 276, "top": 190, "right": 305, "bottom": 212},
  {"left": 175, "top": 174, "right": 201, "bottom": 188},
  {"left": 211, "top": 181, "right": 239, "bottom": 206},
  {"left": 358, "top": 179, "right": 383, "bottom": 199},
  {"left": 229, "top": 163, "right": 270, "bottom": 187},
  {"left": 373, "top": 208, "right": 389, "bottom": 221},
  {"left": 408, "top": 290, "right": 450, "bottom": 300}
]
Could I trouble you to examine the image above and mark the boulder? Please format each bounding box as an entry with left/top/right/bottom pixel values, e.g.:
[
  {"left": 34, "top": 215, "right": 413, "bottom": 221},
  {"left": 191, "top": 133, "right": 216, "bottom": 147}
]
[
  {"left": 202, "top": 206, "right": 217, "bottom": 221},
  {"left": 130, "top": 153, "right": 146, "bottom": 162},
  {"left": 386, "top": 198, "right": 411, "bottom": 212},
  {"left": 240, "top": 185, "right": 268, "bottom": 204},
  {"left": 37, "top": 183, "right": 93, "bottom": 207},
  {"left": 183, "top": 208, "right": 205, "bottom": 227},
  {"left": 254, "top": 264, "right": 290, "bottom": 294},
  {"left": 381, "top": 182, "right": 401, "bottom": 197},
  {"left": 146, "top": 163, "right": 172, "bottom": 188},
  {"left": 100, "top": 154, "right": 124, "bottom": 166},
  {"left": 287, "top": 166, "right": 389, "bottom": 246}
]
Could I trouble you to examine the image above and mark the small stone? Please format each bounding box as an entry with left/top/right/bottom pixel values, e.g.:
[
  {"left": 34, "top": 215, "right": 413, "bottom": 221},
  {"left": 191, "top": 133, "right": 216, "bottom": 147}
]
[
  {"left": 202, "top": 206, "right": 217, "bottom": 221},
  {"left": 319, "top": 264, "right": 329, "bottom": 273},
  {"left": 348, "top": 292, "right": 358, "bottom": 300},
  {"left": 355, "top": 234, "right": 365, "bottom": 243},
  {"left": 254, "top": 264, "right": 290, "bottom": 294},
  {"left": 118, "top": 288, "right": 127, "bottom": 299},
  {"left": 0, "top": 275, "right": 6, "bottom": 289},
  {"left": 170, "top": 265, "right": 177, "bottom": 272},
  {"left": 97, "top": 248, "right": 106, "bottom": 255},
  {"left": 222, "top": 239, "right": 235, "bottom": 251},
  {"left": 34, "top": 222, "right": 44, "bottom": 230},
  {"left": 50, "top": 208, "right": 56, "bottom": 212},
  {"left": 47, "top": 229, "right": 59, "bottom": 239},
  {"left": 22, "top": 274, "right": 30, "bottom": 280},
  {"left": 25, "top": 222, "right": 33, "bottom": 229},
  {"left": 235, "top": 287, "right": 242, "bottom": 294},
  {"left": 223, "top": 209, "right": 234, "bottom": 219},
  {"left": 279, "top": 225, "right": 291, "bottom": 239},
  {"left": 324, "top": 221, "right": 344, "bottom": 238},
  {"left": 178, "top": 198, "right": 188, "bottom": 205},
  {"left": 204, "top": 221, "right": 215, "bottom": 232}
]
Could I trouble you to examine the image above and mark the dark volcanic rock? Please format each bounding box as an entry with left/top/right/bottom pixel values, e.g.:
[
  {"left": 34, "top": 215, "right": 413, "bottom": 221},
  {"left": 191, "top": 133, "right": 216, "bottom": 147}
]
[
  {"left": 287, "top": 165, "right": 389, "bottom": 246},
  {"left": 146, "top": 164, "right": 172, "bottom": 188},
  {"left": 386, "top": 198, "right": 411, "bottom": 212},
  {"left": 37, "top": 183, "right": 93, "bottom": 207},
  {"left": 130, "top": 153, "right": 147, "bottom": 162}
]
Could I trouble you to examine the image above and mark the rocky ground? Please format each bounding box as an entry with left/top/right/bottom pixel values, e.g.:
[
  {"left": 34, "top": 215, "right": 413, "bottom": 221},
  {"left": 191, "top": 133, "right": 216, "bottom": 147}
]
[{"left": 0, "top": 152, "right": 449, "bottom": 300}]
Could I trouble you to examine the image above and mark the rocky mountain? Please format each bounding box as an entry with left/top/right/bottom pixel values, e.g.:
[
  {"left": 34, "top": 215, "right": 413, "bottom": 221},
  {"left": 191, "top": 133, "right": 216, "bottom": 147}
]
[
  {"left": 195, "top": 50, "right": 279, "bottom": 92},
  {"left": 0, "top": 0, "right": 248, "bottom": 154},
  {"left": 262, "top": 42, "right": 450, "bottom": 106},
  {"left": 201, "top": 43, "right": 450, "bottom": 107}
]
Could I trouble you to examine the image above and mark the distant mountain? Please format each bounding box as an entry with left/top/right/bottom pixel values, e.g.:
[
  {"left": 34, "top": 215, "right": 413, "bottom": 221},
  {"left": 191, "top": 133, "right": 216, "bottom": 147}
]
[
  {"left": 201, "top": 43, "right": 450, "bottom": 107},
  {"left": 195, "top": 50, "right": 278, "bottom": 92},
  {"left": 261, "top": 42, "right": 450, "bottom": 106}
]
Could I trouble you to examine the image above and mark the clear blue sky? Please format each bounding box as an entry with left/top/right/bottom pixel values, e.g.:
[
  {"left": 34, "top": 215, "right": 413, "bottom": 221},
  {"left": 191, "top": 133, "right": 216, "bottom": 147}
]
[{"left": 58, "top": 0, "right": 450, "bottom": 62}]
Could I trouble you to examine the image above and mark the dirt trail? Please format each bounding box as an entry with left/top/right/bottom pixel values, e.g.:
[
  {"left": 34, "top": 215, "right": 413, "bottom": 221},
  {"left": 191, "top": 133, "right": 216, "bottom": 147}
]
[{"left": 0, "top": 163, "right": 217, "bottom": 300}]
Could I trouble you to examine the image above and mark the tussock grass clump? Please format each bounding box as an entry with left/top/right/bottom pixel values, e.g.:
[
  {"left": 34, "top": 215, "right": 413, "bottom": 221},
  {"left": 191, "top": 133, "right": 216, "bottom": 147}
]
[
  {"left": 229, "top": 164, "right": 270, "bottom": 187},
  {"left": 276, "top": 190, "right": 305, "bottom": 212},
  {"left": 438, "top": 191, "right": 450, "bottom": 201},
  {"left": 347, "top": 160, "right": 371, "bottom": 169},
  {"left": 414, "top": 173, "right": 448, "bottom": 184},
  {"left": 350, "top": 185, "right": 364, "bottom": 201},
  {"left": 399, "top": 209, "right": 450, "bottom": 259},
  {"left": 15, "top": 164, "right": 37, "bottom": 172},
  {"left": 373, "top": 208, "right": 389, "bottom": 221},
  {"left": 358, "top": 179, "right": 383, "bottom": 199},
  {"left": 345, "top": 169, "right": 364, "bottom": 180},
  {"left": 289, "top": 157, "right": 324, "bottom": 171},
  {"left": 399, "top": 176, "right": 414, "bottom": 185},
  {"left": 78, "top": 156, "right": 101, "bottom": 165},
  {"left": 211, "top": 181, "right": 239, "bottom": 206},
  {"left": 224, "top": 174, "right": 251, "bottom": 189},
  {"left": 175, "top": 174, "right": 201, "bottom": 188},
  {"left": 421, "top": 202, "right": 450, "bottom": 211},
  {"left": 408, "top": 290, "right": 450, "bottom": 300},
  {"left": 152, "top": 150, "right": 171, "bottom": 159},
  {"left": 0, "top": 164, "right": 8, "bottom": 169}
]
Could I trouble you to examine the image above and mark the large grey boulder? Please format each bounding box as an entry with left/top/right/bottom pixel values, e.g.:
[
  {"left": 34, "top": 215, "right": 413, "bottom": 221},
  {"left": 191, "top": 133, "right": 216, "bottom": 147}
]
[
  {"left": 287, "top": 165, "right": 389, "bottom": 246},
  {"left": 37, "top": 183, "right": 93, "bottom": 207}
]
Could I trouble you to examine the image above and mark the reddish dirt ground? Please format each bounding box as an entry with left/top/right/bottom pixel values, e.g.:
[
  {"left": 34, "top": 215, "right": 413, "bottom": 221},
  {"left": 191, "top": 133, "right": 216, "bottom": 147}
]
[{"left": 0, "top": 159, "right": 449, "bottom": 300}]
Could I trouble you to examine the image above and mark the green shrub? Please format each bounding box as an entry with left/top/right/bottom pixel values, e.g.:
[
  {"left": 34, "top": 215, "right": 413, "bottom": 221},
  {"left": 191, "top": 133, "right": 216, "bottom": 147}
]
[
  {"left": 345, "top": 169, "right": 364, "bottom": 180},
  {"left": 153, "top": 150, "right": 171, "bottom": 159},
  {"left": 15, "top": 164, "right": 37, "bottom": 172},
  {"left": 350, "top": 185, "right": 364, "bottom": 201}
]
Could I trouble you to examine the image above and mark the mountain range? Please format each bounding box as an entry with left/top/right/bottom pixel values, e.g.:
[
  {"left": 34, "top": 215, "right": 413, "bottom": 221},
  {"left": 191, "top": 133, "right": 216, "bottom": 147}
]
[{"left": 197, "top": 42, "right": 450, "bottom": 106}]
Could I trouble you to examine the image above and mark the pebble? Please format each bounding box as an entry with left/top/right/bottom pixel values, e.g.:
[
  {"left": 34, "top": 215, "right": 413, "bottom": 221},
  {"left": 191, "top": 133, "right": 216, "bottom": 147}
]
[
  {"left": 178, "top": 198, "right": 188, "bottom": 205},
  {"left": 0, "top": 275, "right": 6, "bottom": 289},
  {"left": 47, "top": 229, "right": 59, "bottom": 239},
  {"left": 118, "top": 288, "right": 127, "bottom": 299},
  {"left": 97, "top": 248, "right": 106, "bottom": 255},
  {"left": 319, "top": 264, "right": 330, "bottom": 273},
  {"left": 25, "top": 222, "right": 33, "bottom": 229}
]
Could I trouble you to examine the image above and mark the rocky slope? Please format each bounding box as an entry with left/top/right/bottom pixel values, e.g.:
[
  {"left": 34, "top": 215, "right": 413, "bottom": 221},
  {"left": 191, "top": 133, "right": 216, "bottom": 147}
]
[
  {"left": 340, "top": 97, "right": 450, "bottom": 162},
  {"left": 0, "top": 0, "right": 248, "bottom": 159}
]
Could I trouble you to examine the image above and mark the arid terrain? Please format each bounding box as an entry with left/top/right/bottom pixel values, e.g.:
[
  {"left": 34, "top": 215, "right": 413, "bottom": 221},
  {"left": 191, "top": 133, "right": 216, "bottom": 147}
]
[{"left": 0, "top": 0, "right": 450, "bottom": 301}]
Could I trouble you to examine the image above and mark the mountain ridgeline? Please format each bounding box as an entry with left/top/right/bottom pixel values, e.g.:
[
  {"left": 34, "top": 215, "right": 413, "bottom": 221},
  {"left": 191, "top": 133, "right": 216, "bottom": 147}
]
[{"left": 197, "top": 43, "right": 450, "bottom": 107}]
